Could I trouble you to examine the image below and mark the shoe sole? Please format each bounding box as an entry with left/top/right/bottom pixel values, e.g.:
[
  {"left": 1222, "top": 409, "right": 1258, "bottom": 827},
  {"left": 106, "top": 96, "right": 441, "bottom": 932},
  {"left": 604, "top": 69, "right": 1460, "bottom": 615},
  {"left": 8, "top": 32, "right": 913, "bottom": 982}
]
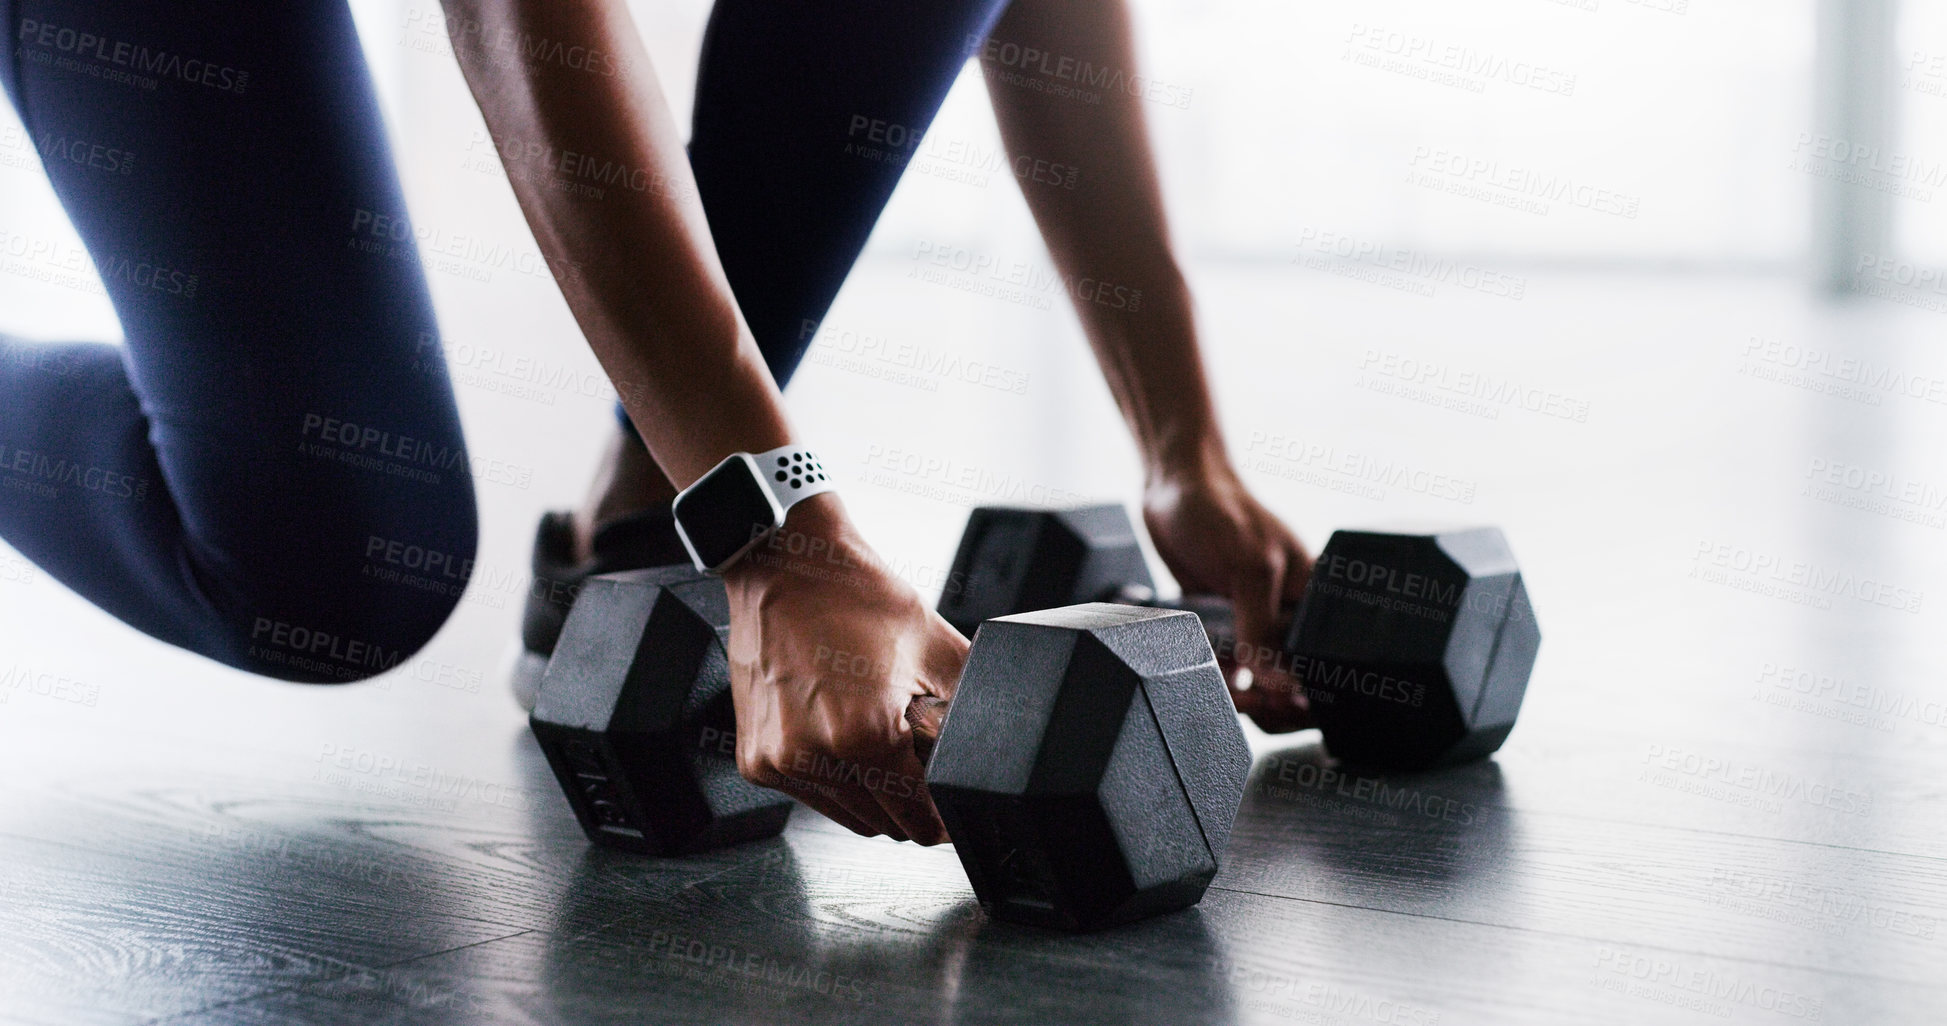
[{"left": 504, "top": 643, "right": 550, "bottom": 713}]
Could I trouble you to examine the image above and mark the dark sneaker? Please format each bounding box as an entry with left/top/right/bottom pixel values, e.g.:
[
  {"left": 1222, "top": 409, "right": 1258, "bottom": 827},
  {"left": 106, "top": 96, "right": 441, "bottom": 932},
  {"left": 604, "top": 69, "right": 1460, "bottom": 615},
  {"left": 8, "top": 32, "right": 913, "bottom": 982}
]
[{"left": 508, "top": 505, "right": 690, "bottom": 709}]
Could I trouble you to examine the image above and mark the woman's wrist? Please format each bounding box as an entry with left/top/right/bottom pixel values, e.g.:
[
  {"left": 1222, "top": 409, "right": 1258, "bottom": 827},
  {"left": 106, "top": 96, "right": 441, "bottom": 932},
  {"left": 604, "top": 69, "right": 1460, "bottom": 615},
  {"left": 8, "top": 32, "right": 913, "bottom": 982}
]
[
  {"left": 721, "top": 492, "right": 856, "bottom": 588},
  {"left": 1143, "top": 419, "right": 1234, "bottom": 494}
]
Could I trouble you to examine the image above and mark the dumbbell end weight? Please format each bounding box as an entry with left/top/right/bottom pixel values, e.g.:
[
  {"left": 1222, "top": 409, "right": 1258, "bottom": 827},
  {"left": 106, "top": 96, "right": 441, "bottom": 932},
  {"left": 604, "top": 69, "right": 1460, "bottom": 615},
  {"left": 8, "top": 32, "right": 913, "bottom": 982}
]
[
  {"left": 531, "top": 568, "right": 794, "bottom": 856},
  {"left": 938, "top": 505, "right": 1155, "bottom": 637},
  {"left": 1113, "top": 530, "right": 1539, "bottom": 773},
  {"left": 1287, "top": 526, "right": 1539, "bottom": 771},
  {"left": 916, "top": 603, "right": 1251, "bottom": 931}
]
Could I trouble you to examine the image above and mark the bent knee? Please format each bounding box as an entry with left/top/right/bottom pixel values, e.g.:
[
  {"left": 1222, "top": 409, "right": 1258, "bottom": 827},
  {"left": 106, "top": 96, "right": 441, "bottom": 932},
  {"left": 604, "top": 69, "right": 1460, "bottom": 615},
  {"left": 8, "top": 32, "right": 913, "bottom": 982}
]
[
  {"left": 189, "top": 450, "right": 479, "bottom": 684},
  {"left": 231, "top": 586, "right": 462, "bottom": 685},
  {"left": 223, "top": 537, "right": 473, "bottom": 686}
]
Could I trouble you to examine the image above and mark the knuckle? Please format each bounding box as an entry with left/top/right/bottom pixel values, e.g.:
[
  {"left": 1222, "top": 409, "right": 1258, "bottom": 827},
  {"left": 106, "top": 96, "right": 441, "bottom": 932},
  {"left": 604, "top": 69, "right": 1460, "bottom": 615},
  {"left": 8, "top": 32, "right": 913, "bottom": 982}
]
[{"left": 735, "top": 746, "right": 781, "bottom": 786}]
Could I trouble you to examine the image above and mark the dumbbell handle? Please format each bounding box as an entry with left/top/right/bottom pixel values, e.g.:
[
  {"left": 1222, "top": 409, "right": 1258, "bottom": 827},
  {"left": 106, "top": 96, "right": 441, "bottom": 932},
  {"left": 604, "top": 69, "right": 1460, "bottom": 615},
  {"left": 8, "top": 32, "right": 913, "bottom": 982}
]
[
  {"left": 906, "top": 589, "right": 1285, "bottom": 763},
  {"left": 1107, "top": 584, "right": 1301, "bottom": 666},
  {"left": 907, "top": 694, "right": 951, "bottom": 764}
]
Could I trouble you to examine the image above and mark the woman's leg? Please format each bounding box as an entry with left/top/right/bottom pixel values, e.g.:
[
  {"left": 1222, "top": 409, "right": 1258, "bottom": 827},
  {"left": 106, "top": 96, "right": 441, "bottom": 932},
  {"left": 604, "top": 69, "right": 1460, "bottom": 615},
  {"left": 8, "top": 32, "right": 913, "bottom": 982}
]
[
  {"left": 0, "top": 0, "right": 476, "bottom": 681},
  {"left": 689, "top": 0, "right": 1015, "bottom": 383},
  {"left": 588, "top": 0, "right": 1011, "bottom": 510}
]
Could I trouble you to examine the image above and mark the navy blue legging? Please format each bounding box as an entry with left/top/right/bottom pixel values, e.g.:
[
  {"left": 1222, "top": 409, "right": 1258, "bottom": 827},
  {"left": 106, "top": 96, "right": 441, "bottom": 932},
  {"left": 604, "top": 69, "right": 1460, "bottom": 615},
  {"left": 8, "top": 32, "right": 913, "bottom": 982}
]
[{"left": 0, "top": 0, "right": 1009, "bottom": 682}]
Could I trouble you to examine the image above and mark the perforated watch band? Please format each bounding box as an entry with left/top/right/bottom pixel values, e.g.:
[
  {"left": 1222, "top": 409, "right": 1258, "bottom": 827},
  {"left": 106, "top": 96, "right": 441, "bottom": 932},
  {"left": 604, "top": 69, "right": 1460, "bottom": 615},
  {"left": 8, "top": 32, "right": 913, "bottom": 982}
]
[{"left": 754, "top": 445, "right": 836, "bottom": 513}]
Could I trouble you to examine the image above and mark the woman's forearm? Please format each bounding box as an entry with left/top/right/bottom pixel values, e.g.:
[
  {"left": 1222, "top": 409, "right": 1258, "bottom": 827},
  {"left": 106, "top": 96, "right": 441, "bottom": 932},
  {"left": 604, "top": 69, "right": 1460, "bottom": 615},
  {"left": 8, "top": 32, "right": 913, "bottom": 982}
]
[
  {"left": 979, "top": 0, "right": 1227, "bottom": 485},
  {"left": 439, "top": 0, "right": 790, "bottom": 486}
]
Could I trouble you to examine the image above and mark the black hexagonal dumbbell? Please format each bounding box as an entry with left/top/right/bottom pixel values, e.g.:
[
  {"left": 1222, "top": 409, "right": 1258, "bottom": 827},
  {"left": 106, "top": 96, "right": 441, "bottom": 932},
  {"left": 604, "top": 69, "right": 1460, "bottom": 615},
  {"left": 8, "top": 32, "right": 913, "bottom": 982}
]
[
  {"left": 529, "top": 566, "right": 793, "bottom": 855},
  {"left": 937, "top": 505, "right": 1155, "bottom": 635},
  {"left": 920, "top": 603, "right": 1251, "bottom": 931},
  {"left": 938, "top": 505, "right": 1541, "bottom": 771},
  {"left": 532, "top": 564, "right": 1251, "bottom": 933},
  {"left": 1290, "top": 528, "right": 1539, "bottom": 769}
]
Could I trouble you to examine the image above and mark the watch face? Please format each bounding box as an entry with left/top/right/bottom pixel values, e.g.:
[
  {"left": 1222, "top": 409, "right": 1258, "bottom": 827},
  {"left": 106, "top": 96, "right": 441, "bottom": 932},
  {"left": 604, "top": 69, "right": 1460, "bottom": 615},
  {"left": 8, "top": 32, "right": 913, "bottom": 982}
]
[{"left": 675, "top": 456, "right": 781, "bottom": 570}]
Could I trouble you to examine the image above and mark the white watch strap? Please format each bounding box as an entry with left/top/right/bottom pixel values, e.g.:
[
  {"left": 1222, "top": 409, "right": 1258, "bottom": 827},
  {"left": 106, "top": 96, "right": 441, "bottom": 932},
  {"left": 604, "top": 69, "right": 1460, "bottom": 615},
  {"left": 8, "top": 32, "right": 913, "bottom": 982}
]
[{"left": 754, "top": 445, "right": 836, "bottom": 513}]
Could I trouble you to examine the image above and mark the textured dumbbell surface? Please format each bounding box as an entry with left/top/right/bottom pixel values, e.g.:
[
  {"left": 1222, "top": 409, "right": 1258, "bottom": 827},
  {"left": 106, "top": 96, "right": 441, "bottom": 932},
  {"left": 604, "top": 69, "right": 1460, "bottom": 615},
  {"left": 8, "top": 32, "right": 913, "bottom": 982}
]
[
  {"left": 937, "top": 505, "right": 1153, "bottom": 637},
  {"left": 927, "top": 603, "right": 1251, "bottom": 931},
  {"left": 531, "top": 567, "right": 792, "bottom": 855},
  {"left": 1286, "top": 528, "right": 1540, "bottom": 771}
]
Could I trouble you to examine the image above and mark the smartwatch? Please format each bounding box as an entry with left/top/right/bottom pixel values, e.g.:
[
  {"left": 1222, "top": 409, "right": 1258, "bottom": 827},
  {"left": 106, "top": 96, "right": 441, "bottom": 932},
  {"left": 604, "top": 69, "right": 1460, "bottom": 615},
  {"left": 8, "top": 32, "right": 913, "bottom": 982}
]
[{"left": 672, "top": 445, "right": 835, "bottom": 574}]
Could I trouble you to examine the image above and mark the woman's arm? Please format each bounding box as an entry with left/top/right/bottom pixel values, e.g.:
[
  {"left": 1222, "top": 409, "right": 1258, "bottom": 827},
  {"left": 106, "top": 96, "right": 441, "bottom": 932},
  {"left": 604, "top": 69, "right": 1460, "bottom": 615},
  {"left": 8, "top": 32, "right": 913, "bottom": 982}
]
[
  {"left": 439, "top": 0, "right": 964, "bottom": 840},
  {"left": 439, "top": 0, "right": 786, "bottom": 479},
  {"left": 980, "top": 0, "right": 1312, "bottom": 729}
]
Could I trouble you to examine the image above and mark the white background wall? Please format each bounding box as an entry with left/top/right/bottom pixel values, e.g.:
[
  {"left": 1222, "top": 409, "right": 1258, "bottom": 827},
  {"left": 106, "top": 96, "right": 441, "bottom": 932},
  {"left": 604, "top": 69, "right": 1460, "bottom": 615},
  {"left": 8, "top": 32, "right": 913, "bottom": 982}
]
[
  {"left": 1, "top": 0, "right": 1940, "bottom": 659},
  {"left": 8, "top": 0, "right": 1836, "bottom": 338}
]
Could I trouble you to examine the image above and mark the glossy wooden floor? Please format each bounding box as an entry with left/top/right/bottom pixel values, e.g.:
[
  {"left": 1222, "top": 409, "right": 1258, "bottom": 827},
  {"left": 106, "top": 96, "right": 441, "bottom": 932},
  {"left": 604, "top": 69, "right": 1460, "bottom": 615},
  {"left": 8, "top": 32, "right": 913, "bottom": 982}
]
[{"left": 3, "top": 263, "right": 1945, "bottom": 1025}]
